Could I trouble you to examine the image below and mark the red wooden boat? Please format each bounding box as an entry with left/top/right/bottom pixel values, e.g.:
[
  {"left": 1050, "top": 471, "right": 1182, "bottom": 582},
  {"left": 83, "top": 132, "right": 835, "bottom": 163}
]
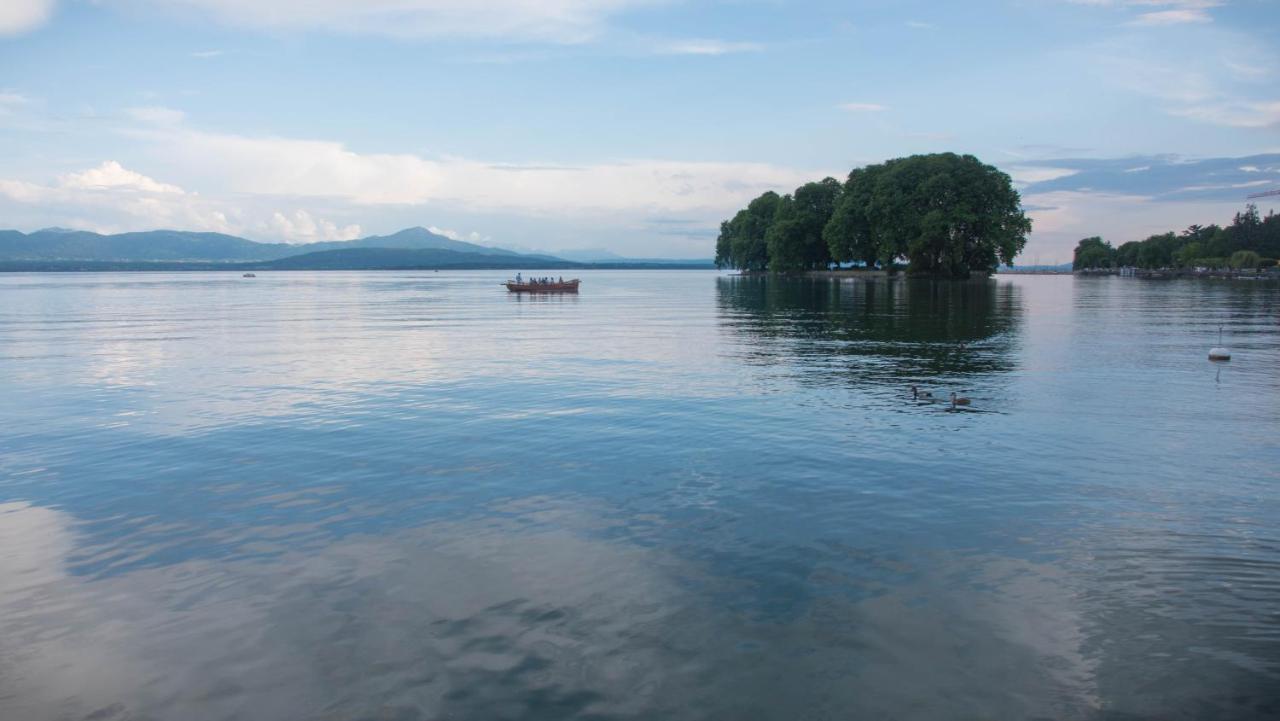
[{"left": 505, "top": 278, "right": 580, "bottom": 293}]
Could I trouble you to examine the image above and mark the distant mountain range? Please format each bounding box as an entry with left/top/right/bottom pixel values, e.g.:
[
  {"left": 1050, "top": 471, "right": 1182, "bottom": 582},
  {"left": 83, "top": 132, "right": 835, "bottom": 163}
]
[{"left": 0, "top": 227, "right": 714, "bottom": 271}]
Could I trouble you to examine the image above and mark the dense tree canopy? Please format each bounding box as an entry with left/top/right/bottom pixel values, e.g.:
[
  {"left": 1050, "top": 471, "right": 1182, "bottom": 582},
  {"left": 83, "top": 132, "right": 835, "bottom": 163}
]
[
  {"left": 765, "top": 178, "right": 842, "bottom": 271},
  {"left": 1069, "top": 204, "right": 1280, "bottom": 271},
  {"left": 716, "top": 191, "right": 781, "bottom": 271},
  {"left": 1072, "top": 237, "right": 1113, "bottom": 270},
  {"left": 718, "top": 153, "right": 1031, "bottom": 278},
  {"left": 823, "top": 165, "right": 886, "bottom": 269}
]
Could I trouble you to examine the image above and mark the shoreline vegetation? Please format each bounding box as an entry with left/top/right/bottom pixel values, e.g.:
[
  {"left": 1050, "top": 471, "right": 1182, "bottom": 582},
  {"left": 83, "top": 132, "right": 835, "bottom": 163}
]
[
  {"left": 1071, "top": 204, "right": 1280, "bottom": 278},
  {"left": 715, "top": 153, "right": 1031, "bottom": 279}
]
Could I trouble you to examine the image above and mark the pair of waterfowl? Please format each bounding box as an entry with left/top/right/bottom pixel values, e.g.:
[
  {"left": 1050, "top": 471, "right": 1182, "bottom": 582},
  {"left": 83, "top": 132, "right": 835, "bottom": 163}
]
[{"left": 910, "top": 385, "right": 971, "bottom": 408}]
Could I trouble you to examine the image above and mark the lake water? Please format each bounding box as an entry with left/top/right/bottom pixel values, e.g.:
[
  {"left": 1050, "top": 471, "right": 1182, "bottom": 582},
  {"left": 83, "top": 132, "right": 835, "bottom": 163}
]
[{"left": 1, "top": 270, "right": 1278, "bottom": 720}]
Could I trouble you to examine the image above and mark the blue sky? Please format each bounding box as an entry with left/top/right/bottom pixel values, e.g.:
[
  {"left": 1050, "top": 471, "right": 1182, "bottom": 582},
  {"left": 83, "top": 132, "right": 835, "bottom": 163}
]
[{"left": 1, "top": 0, "right": 1277, "bottom": 261}]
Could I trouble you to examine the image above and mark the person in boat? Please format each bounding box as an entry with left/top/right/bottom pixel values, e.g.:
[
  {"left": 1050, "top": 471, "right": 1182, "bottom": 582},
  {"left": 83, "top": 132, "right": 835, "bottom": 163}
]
[{"left": 515, "top": 272, "right": 522, "bottom": 284}]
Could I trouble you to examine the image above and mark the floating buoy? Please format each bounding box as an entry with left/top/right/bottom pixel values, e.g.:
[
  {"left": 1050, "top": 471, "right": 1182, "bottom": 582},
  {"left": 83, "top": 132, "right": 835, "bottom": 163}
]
[{"left": 1208, "top": 325, "right": 1231, "bottom": 361}]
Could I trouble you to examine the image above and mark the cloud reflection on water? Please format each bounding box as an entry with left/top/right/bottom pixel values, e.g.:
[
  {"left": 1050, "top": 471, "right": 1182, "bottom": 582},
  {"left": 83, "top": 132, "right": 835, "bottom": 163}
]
[{"left": 0, "top": 498, "right": 1119, "bottom": 721}]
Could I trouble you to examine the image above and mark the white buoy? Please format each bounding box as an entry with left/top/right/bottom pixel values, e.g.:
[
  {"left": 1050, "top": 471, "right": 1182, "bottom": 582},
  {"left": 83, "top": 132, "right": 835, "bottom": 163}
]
[{"left": 1209, "top": 325, "right": 1231, "bottom": 361}]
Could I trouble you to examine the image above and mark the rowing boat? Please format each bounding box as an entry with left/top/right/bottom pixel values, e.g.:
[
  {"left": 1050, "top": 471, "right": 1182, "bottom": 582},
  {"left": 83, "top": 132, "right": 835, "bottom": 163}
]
[{"left": 505, "top": 279, "right": 580, "bottom": 293}]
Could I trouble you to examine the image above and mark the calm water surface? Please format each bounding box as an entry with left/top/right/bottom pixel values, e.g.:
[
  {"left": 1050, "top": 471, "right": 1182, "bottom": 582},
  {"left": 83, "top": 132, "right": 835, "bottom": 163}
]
[{"left": 1, "top": 270, "right": 1278, "bottom": 720}]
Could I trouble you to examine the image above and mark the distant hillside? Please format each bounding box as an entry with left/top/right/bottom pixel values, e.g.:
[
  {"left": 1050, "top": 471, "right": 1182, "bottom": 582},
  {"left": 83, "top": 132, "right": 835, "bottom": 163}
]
[
  {"left": 0, "top": 228, "right": 297, "bottom": 261},
  {"left": 264, "top": 247, "right": 580, "bottom": 270},
  {"left": 0, "top": 225, "right": 719, "bottom": 271},
  {"left": 0, "top": 226, "right": 528, "bottom": 262},
  {"left": 303, "top": 227, "right": 520, "bottom": 257}
]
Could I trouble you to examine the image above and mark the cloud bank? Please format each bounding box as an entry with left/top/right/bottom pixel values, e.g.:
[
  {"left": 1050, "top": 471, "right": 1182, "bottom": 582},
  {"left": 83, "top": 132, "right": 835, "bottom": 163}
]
[{"left": 0, "top": 0, "right": 53, "bottom": 35}]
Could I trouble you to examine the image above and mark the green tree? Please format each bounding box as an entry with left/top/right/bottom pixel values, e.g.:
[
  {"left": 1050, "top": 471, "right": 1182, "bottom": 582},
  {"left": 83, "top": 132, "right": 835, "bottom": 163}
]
[
  {"left": 767, "top": 179, "right": 843, "bottom": 272},
  {"left": 865, "top": 153, "right": 1030, "bottom": 277},
  {"left": 1115, "top": 241, "right": 1141, "bottom": 267},
  {"left": 1072, "top": 237, "right": 1114, "bottom": 270},
  {"left": 1229, "top": 249, "right": 1261, "bottom": 269},
  {"left": 765, "top": 194, "right": 806, "bottom": 271},
  {"left": 727, "top": 191, "right": 781, "bottom": 271},
  {"left": 1136, "top": 233, "right": 1177, "bottom": 269},
  {"left": 1174, "top": 241, "right": 1203, "bottom": 268},
  {"left": 1225, "top": 204, "right": 1263, "bottom": 254},
  {"left": 714, "top": 220, "right": 733, "bottom": 269},
  {"left": 1261, "top": 210, "right": 1280, "bottom": 259},
  {"left": 790, "top": 177, "right": 841, "bottom": 269},
  {"left": 824, "top": 165, "right": 887, "bottom": 268}
]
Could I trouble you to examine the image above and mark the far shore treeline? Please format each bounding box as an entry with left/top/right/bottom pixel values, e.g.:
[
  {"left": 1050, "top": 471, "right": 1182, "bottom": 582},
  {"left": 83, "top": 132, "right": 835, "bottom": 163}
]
[
  {"left": 715, "top": 153, "right": 1032, "bottom": 279},
  {"left": 1072, "top": 204, "right": 1280, "bottom": 271}
]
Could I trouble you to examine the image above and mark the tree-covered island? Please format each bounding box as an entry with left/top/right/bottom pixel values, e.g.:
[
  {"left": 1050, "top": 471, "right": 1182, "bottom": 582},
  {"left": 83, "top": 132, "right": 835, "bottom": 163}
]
[{"left": 715, "top": 153, "right": 1032, "bottom": 279}]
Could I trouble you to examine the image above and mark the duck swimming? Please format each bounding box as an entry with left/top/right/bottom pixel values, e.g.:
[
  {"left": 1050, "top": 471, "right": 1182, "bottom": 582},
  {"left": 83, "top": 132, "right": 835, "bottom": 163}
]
[
  {"left": 910, "top": 385, "right": 934, "bottom": 400},
  {"left": 950, "top": 392, "right": 971, "bottom": 408}
]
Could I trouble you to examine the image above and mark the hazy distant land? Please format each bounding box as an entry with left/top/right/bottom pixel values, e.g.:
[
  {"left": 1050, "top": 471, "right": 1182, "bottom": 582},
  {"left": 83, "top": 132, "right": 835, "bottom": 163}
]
[{"left": 0, "top": 227, "right": 715, "bottom": 271}]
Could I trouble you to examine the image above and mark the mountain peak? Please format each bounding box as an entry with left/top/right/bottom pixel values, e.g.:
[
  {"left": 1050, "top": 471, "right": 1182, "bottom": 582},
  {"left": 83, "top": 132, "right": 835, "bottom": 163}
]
[{"left": 384, "top": 226, "right": 441, "bottom": 239}]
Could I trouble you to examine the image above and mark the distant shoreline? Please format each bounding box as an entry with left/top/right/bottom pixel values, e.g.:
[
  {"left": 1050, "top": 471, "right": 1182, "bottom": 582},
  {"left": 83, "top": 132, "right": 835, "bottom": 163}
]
[
  {"left": 0, "top": 261, "right": 717, "bottom": 273},
  {"left": 1073, "top": 267, "right": 1280, "bottom": 280}
]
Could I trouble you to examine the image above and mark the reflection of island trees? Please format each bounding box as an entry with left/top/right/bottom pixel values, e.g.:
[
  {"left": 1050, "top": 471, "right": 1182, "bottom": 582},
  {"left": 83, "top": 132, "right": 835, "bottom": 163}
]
[{"left": 716, "top": 276, "right": 1023, "bottom": 383}]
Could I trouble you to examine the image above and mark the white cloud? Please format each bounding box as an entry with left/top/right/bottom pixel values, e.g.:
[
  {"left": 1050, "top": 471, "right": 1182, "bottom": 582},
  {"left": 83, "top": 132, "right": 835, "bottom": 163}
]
[
  {"left": 0, "top": 0, "right": 54, "bottom": 35},
  {"left": 190, "top": 49, "right": 225, "bottom": 58},
  {"left": 1169, "top": 100, "right": 1280, "bottom": 128},
  {"left": 126, "top": 106, "right": 187, "bottom": 126},
  {"left": 0, "top": 92, "right": 31, "bottom": 118},
  {"left": 131, "top": 125, "right": 823, "bottom": 217},
  {"left": 1067, "top": 0, "right": 1225, "bottom": 25},
  {"left": 1223, "top": 58, "right": 1269, "bottom": 81},
  {"left": 904, "top": 20, "right": 934, "bottom": 29},
  {"left": 427, "top": 225, "right": 489, "bottom": 244},
  {"left": 0, "top": 161, "right": 363, "bottom": 242},
  {"left": 839, "top": 102, "right": 888, "bottom": 113},
  {"left": 0, "top": 170, "right": 236, "bottom": 236},
  {"left": 128, "top": 0, "right": 654, "bottom": 42},
  {"left": 1008, "top": 166, "right": 1080, "bottom": 185},
  {"left": 60, "top": 160, "right": 185, "bottom": 194},
  {"left": 653, "top": 39, "right": 763, "bottom": 56},
  {"left": 1128, "top": 9, "right": 1212, "bottom": 25},
  {"left": 1081, "top": 28, "right": 1280, "bottom": 129},
  {"left": 0, "top": 125, "right": 824, "bottom": 253},
  {"left": 267, "top": 209, "right": 361, "bottom": 242}
]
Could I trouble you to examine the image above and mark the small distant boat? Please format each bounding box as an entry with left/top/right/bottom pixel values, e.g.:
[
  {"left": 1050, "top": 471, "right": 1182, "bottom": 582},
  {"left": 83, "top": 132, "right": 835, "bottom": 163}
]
[
  {"left": 242, "top": 273, "right": 256, "bottom": 278},
  {"left": 506, "top": 278, "right": 580, "bottom": 293}
]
